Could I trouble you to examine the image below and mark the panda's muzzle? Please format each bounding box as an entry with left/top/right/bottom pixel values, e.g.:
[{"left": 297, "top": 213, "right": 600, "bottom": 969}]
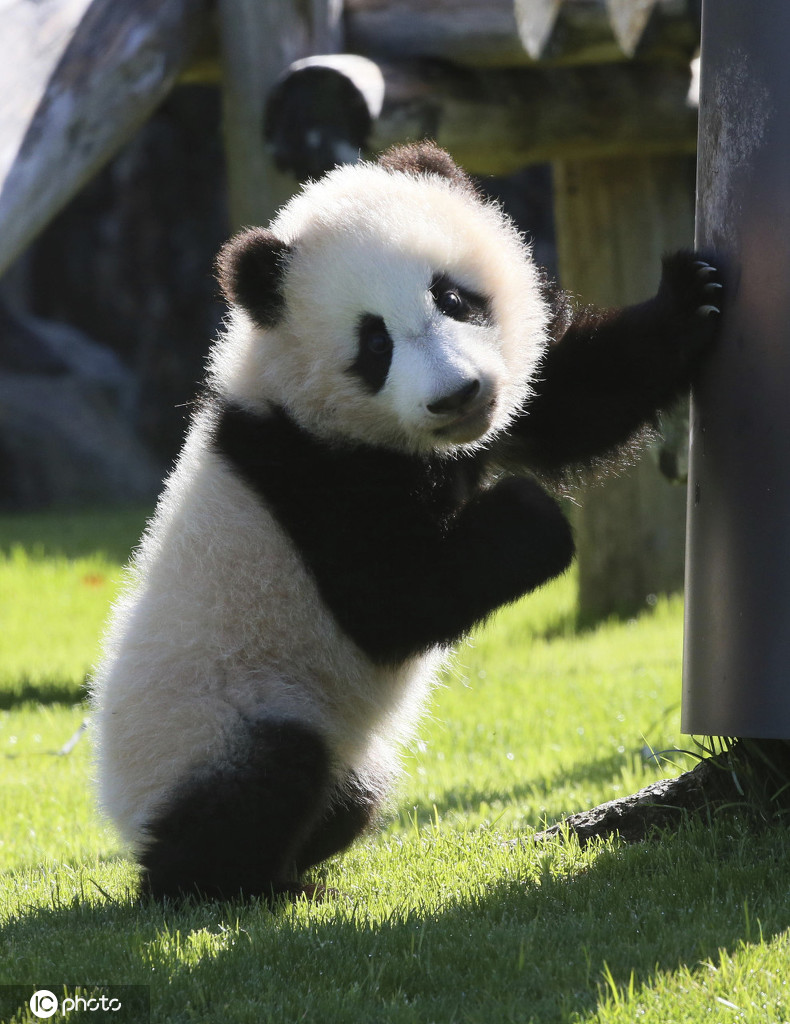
[
  {"left": 427, "top": 378, "right": 481, "bottom": 415},
  {"left": 427, "top": 377, "right": 496, "bottom": 440}
]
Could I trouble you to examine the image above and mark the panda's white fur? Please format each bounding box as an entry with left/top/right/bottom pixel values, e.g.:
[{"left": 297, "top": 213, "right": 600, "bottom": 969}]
[{"left": 91, "top": 152, "right": 550, "bottom": 876}]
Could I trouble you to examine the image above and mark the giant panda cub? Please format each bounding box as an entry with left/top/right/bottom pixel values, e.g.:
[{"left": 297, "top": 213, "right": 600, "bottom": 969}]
[{"left": 91, "top": 142, "right": 722, "bottom": 901}]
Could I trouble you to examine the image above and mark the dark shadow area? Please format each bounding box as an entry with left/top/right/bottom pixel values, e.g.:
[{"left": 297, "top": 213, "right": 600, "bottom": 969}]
[
  {"left": 572, "top": 593, "right": 682, "bottom": 636},
  {"left": 400, "top": 748, "right": 667, "bottom": 830},
  {"left": 0, "top": 678, "right": 87, "bottom": 711},
  {"left": 0, "top": 506, "right": 149, "bottom": 563},
  {"left": 518, "top": 584, "right": 679, "bottom": 645}
]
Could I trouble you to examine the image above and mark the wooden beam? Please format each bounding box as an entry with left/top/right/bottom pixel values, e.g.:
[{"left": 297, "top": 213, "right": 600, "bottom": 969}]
[
  {"left": 0, "top": 0, "right": 209, "bottom": 276},
  {"left": 376, "top": 61, "right": 697, "bottom": 173},
  {"left": 343, "top": 0, "right": 700, "bottom": 68},
  {"left": 265, "top": 56, "right": 697, "bottom": 179},
  {"left": 345, "top": 0, "right": 526, "bottom": 68}
]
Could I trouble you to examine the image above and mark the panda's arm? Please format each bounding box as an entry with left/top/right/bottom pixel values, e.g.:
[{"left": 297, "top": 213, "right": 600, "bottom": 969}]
[
  {"left": 499, "top": 251, "right": 723, "bottom": 474},
  {"left": 337, "top": 474, "right": 575, "bottom": 664}
]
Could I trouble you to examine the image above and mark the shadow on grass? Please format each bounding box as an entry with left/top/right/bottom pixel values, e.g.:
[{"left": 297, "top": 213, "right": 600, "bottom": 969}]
[
  {"left": 3, "top": 819, "right": 789, "bottom": 1023},
  {"left": 516, "top": 592, "right": 681, "bottom": 647},
  {"left": 401, "top": 748, "right": 682, "bottom": 830},
  {"left": 0, "top": 678, "right": 87, "bottom": 710},
  {"left": 0, "top": 506, "right": 151, "bottom": 564}
]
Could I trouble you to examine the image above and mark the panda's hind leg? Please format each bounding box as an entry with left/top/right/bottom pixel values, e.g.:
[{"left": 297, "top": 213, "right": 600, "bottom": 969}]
[
  {"left": 295, "top": 772, "right": 381, "bottom": 874},
  {"left": 138, "top": 718, "right": 333, "bottom": 902}
]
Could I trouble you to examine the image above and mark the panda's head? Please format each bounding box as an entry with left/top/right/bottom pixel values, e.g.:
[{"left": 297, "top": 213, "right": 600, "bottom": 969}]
[{"left": 212, "top": 142, "right": 550, "bottom": 456}]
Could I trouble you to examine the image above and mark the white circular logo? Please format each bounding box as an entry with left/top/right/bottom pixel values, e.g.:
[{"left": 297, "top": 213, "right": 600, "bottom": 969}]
[{"left": 29, "top": 990, "right": 59, "bottom": 1018}]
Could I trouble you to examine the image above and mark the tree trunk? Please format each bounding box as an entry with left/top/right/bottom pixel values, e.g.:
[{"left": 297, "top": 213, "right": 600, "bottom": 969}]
[{"left": 552, "top": 154, "right": 695, "bottom": 620}]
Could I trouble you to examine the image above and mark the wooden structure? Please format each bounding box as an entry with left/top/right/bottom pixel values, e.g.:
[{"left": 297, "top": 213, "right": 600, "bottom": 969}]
[
  {"left": 0, "top": 0, "right": 701, "bottom": 267},
  {"left": 0, "top": 0, "right": 704, "bottom": 617}
]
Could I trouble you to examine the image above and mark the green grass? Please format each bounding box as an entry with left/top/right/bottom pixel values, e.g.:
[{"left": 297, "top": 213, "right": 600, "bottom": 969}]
[{"left": 2, "top": 509, "right": 789, "bottom": 1023}]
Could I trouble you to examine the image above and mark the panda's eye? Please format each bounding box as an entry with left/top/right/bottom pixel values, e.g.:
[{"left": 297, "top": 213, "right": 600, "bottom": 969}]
[
  {"left": 366, "top": 327, "right": 392, "bottom": 356},
  {"left": 436, "top": 289, "right": 463, "bottom": 317},
  {"left": 430, "top": 273, "right": 490, "bottom": 324}
]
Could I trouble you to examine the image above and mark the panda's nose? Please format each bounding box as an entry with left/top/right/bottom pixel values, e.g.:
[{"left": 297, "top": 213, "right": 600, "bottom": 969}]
[{"left": 427, "top": 379, "right": 481, "bottom": 415}]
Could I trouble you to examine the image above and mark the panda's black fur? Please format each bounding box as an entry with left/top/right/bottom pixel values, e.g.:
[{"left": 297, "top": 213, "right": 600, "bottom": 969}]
[
  {"left": 212, "top": 402, "right": 578, "bottom": 666},
  {"left": 91, "top": 142, "right": 722, "bottom": 902}
]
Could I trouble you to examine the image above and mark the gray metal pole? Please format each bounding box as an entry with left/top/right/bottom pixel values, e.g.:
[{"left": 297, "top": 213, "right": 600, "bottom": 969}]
[{"left": 683, "top": 0, "right": 790, "bottom": 737}]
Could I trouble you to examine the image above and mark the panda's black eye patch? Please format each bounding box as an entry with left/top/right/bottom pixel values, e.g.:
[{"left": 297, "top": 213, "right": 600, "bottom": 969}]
[
  {"left": 348, "top": 314, "right": 393, "bottom": 393},
  {"left": 430, "top": 273, "right": 491, "bottom": 325}
]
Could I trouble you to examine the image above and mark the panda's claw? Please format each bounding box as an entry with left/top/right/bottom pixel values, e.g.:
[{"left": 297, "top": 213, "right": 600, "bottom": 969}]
[
  {"left": 695, "top": 263, "right": 718, "bottom": 280},
  {"left": 696, "top": 303, "right": 721, "bottom": 318},
  {"left": 704, "top": 281, "right": 724, "bottom": 294}
]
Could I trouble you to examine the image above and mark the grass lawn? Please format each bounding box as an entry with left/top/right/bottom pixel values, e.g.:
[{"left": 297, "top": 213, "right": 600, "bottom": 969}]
[{"left": 1, "top": 507, "right": 789, "bottom": 1023}]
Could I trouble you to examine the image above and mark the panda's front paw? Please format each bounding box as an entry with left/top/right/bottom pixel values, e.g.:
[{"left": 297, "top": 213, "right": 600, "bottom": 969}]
[
  {"left": 691, "top": 259, "right": 724, "bottom": 319},
  {"left": 659, "top": 250, "right": 725, "bottom": 323},
  {"left": 477, "top": 476, "right": 575, "bottom": 584},
  {"left": 657, "top": 250, "right": 725, "bottom": 368}
]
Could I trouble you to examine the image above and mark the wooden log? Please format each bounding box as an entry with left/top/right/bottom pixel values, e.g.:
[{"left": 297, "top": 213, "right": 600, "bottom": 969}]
[
  {"left": 343, "top": 0, "right": 700, "bottom": 67},
  {"left": 552, "top": 154, "right": 695, "bottom": 620},
  {"left": 375, "top": 60, "right": 699, "bottom": 172},
  {"left": 265, "top": 55, "right": 385, "bottom": 180},
  {"left": 217, "top": 0, "right": 342, "bottom": 230},
  {"left": 0, "top": 0, "right": 208, "bottom": 277},
  {"left": 265, "top": 56, "right": 697, "bottom": 179}
]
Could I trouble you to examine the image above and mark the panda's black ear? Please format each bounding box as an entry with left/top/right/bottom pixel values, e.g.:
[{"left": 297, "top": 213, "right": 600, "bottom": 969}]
[
  {"left": 377, "top": 141, "right": 476, "bottom": 193},
  {"left": 216, "top": 228, "right": 292, "bottom": 328}
]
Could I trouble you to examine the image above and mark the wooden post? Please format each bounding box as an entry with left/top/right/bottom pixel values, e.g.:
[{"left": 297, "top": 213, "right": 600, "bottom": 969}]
[
  {"left": 684, "top": 0, "right": 790, "bottom": 737},
  {"left": 216, "top": 0, "right": 342, "bottom": 230},
  {"left": 552, "top": 154, "right": 696, "bottom": 620}
]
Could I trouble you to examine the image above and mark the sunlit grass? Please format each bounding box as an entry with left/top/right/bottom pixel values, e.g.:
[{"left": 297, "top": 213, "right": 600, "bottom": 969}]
[{"left": 1, "top": 508, "right": 789, "bottom": 1024}]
